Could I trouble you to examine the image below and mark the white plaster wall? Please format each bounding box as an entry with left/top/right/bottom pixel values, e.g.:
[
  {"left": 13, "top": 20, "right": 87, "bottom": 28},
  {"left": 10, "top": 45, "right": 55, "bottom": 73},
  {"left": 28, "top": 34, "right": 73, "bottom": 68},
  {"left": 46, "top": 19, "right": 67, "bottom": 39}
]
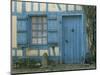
[
  {"left": 33, "top": 3, "right": 38, "bottom": 11},
  {"left": 17, "top": 50, "right": 23, "bottom": 56},
  {"left": 48, "top": 4, "right": 59, "bottom": 12},
  {"left": 26, "top": 50, "right": 38, "bottom": 56},
  {"left": 26, "top": 2, "right": 31, "bottom": 12},
  {"left": 68, "top": 5, "right": 74, "bottom": 11},
  {"left": 50, "top": 47, "right": 60, "bottom": 56},
  {"left": 76, "top": 5, "right": 82, "bottom": 10},
  {"left": 40, "top": 50, "right": 48, "bottom": 56},
  {"left": 55, "top": 47, "right": 60, "bottom": 56},
  {"left": 59, "top": 4, "right": 66, "bottom": 11},
  {"left": 12, "top": 49, "right": 15, "bottom": 56},
  {"left": 17, "top": 2, "right": 22, "bottom": 13},
  {"left": 12, "top": 16, "right": 17, "bottom": 48},
  {"left": 40, "top": 3, "right": 46, "bottom": 11}
]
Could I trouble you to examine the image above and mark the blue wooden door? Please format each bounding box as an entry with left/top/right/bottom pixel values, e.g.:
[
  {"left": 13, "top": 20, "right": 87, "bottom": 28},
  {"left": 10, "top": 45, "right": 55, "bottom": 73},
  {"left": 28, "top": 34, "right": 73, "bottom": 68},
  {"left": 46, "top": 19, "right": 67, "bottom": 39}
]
[{"left": 62, "top": 15, "right": 83, "bottom": 64}]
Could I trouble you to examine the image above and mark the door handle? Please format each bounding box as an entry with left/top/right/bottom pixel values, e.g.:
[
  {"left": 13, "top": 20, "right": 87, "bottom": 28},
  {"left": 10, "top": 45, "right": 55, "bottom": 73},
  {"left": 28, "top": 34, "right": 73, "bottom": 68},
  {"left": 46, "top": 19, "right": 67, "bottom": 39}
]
[{"left": 71, "top": 29, "right": 74, "bottom": 32}]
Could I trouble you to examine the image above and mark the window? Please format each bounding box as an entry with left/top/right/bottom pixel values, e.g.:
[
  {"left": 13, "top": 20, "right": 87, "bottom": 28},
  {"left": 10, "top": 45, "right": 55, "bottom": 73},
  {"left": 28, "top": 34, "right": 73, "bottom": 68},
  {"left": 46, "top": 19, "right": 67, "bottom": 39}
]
[{"left": 32, "top": 17, "right": 47, "bottom": 45}]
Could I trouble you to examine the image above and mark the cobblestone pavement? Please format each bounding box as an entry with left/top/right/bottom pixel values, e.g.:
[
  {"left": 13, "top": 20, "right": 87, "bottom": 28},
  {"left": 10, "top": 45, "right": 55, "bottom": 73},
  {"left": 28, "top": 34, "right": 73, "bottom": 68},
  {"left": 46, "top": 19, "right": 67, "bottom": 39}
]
[{"left": 12, "top": 64, "right": 96, "bottom": 74}]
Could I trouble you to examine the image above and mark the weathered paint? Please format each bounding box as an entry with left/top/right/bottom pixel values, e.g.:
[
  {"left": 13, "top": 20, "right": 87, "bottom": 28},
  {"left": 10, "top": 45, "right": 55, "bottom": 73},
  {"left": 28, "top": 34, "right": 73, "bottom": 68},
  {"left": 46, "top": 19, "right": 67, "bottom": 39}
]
[{"left": 12, "top": 16, "right": 17, "bottom": 48}]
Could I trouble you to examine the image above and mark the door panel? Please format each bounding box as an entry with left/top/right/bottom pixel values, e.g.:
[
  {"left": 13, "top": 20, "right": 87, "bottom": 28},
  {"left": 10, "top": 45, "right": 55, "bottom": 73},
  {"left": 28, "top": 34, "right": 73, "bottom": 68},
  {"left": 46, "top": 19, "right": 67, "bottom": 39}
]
[{"left": 62, "top": 15, "right": 82, "bottom": 64}]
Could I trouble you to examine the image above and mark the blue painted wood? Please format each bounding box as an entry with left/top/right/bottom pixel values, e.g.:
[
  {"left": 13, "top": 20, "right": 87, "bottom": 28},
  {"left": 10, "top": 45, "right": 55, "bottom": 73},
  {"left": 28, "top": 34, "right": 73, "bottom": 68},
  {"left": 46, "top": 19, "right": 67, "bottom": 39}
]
[
  {"left": 17, "top": 15, "right": 28, "bottom": 47},
  {"left": 31, "top": 2, "right": 33, "bottom": 12},
  {"left": 17, "top": 33, "right": 27, "bottom": 44},
  {"left": 57, "top": 14, "right": 63, "bottom": 63},
  {"left": 38, "top": 2, "right": 40, "bottom": 14},
  {"left": 12, "top": 0, "right": 88, "bottom": 64},
  {"left": 22, "top": 48, "right": 26, "bottom": 57},
  {"left": 22, "top": 1, "right": 26, "bottom": 13},
  {"left": 47, "top": 14, "right": 58, "bottom": 43},
  {"left": 27, "top": 16, "right": 32, "bottom": 48},
  {"left": 46, "top": 3, "right": 48, "bottom": 13},
  {"left": 62, "top": 15, "right": 83, "bottom": 64},
  {"left": 17, "top": 20, "right": 27, "bottom": 31},
  {"left": 14, "top": 1, "right": 17, "bottom": 14}
]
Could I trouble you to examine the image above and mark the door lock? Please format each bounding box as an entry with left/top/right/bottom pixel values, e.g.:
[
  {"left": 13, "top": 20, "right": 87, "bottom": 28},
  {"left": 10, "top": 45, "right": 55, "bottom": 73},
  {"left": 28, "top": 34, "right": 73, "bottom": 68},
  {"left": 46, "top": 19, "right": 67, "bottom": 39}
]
[
  {"left": 71, "top": 29, "right": 74, "bottom": 32},
  {"left": 66, "top": 40, "right": 68, "bottom": 43}
]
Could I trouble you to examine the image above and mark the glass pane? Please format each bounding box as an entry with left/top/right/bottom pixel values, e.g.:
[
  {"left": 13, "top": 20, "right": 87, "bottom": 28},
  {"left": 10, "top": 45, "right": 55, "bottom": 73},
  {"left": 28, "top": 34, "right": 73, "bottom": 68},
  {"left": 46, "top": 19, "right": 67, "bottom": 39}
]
[
  {"left": 43, "top": 32, "right": 47, "bottom": 37},
  {"left": 37, "top": 17, "right": 42, "bottom": 23},
  {"left": 32, "top": 38, "right": 37, "bottom": 44},
  {"left": 32, "top": 32, "right": 37, "bottom": 37},
  {"left": 43, "top": 17, "right": 47, "bottom": 23},
  {"left": 38, "top": 25, "right": 42, "bottom": 30},
  {"left": 43, "top": 38, "right": 47, "bottom": 44},
  {"left": 38, "top": 32, "right": 42, "bottom": 37},
  {"left": 32, "top": 17, "right": 37, "bottom": 23},
  {"left": 38, "top": 38, "right": 42, "bottom": 44},
  {"left": 32, "top": 25, "right": 38, "bottom": 30},
  {"left": 43, "top": 24, "right": 47, "bottom": 30},
  {"left": 33, "top": 3, "right": 38, "bottom": 11}
]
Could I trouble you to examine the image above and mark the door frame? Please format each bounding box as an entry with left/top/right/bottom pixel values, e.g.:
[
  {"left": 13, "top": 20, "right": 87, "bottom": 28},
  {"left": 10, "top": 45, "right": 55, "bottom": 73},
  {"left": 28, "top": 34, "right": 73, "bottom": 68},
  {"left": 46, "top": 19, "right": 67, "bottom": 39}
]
[{"left": 59, "top": 11, "right": 88, "bottom": 64}]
